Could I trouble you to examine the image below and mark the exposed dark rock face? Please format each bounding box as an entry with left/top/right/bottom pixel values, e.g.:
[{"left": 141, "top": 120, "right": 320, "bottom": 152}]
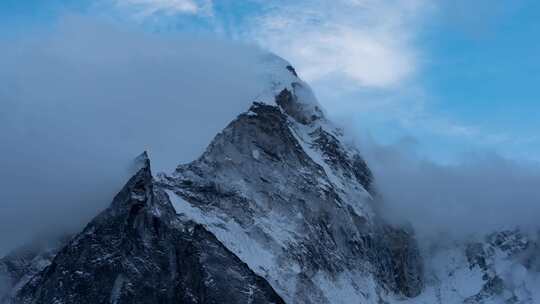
[
  {"left": 12, "top": 153, "right": 284, "bottom": 304},
  {"left": 285, "top": 65, "right": 298, "bottom": 77}
]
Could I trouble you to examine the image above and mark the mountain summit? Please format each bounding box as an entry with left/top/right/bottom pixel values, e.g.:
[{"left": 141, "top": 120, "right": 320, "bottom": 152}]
[{"left": 156, "top": 61, "right": 424, "bottom": 303}]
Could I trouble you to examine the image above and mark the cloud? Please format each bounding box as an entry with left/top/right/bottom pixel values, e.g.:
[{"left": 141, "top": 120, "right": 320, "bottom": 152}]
[
  {"left": 246, "top": 0, "right": 431, "bottom": 89},
  {"left": 0, "top": 273, "right": 10, "bottom": 300},
  {"left": 101, "top": 0, "right": 536, "bottom": 164},
  {"left": 114, "top": 0, "right": 213, "bottom": 17},
  {"left": 2, "top": 1, "right": 538, "bottom": 259},
  {"left": 110, "top": 0, "right": 430, "bottom": 90},
  {"left": 293, "top": 1, "right": 540, "bottom": 229},
  {"left": 359, "top": 135, "right": 540, "bottom": 241},
  {"left": 240, "top": 0, "right": 457, "bottom": 157},
  {"left": 0, "top": 16, "right": 274, "bottom": 255},
  {"left": 238, "top": 0, "right": 537, "bottom": 164}
]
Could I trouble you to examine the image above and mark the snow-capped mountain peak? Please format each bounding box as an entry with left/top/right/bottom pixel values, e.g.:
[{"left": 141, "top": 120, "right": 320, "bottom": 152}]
[
  {"left": 157, "top": 63, "right": 423, "bottom": 303},
  {"left": 2, "top": 59, "right": 538, "bottom": 304}
]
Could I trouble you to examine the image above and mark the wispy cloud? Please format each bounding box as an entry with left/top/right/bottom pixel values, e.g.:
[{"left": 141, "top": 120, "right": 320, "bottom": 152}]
[
  {"left": 115, "top": 0, "right": 213, "bottom": 17},
  {"left": 246, "top": 0, "right": 431, "bottom": 89}
]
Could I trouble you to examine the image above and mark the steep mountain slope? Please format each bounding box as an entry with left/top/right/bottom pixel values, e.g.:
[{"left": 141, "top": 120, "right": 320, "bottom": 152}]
[
  {"left": 8, "top": 153, "right": 284, "bottom": 304},
  {"left": 157, "top": 60, "right": 424, "bottom": 303}
]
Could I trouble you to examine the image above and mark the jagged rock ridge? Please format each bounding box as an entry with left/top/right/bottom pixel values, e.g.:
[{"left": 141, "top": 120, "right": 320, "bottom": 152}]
[{"left": 3, "top": 153, "right": 285, "bottom": 304}]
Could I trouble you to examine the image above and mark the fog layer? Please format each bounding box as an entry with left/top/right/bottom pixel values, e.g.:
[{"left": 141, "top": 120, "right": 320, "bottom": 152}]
[
  {"left": 360, "top": 137, "right": 540, "bottom": 241},
  {"left": 0, "top": 16, "right": 271, "bottom": 255}
]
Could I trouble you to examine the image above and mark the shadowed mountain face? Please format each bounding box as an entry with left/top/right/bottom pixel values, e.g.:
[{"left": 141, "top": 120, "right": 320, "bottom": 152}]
[{"left": 6, "top": 154, "right": 285, "bottom": 304}]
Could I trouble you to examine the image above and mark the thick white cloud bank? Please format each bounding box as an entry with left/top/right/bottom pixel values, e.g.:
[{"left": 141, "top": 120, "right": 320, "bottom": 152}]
[{"left": 0, "top": 16, "right": 273, "bottom": 255}]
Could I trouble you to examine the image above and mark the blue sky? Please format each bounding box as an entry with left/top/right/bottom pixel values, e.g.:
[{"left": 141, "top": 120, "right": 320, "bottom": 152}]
[
  {"left": 418, "top": 0, "right": 540, "bottom": 161},
  {"left": 1, "top": 0, "right": 539, "bottom": 163}
]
